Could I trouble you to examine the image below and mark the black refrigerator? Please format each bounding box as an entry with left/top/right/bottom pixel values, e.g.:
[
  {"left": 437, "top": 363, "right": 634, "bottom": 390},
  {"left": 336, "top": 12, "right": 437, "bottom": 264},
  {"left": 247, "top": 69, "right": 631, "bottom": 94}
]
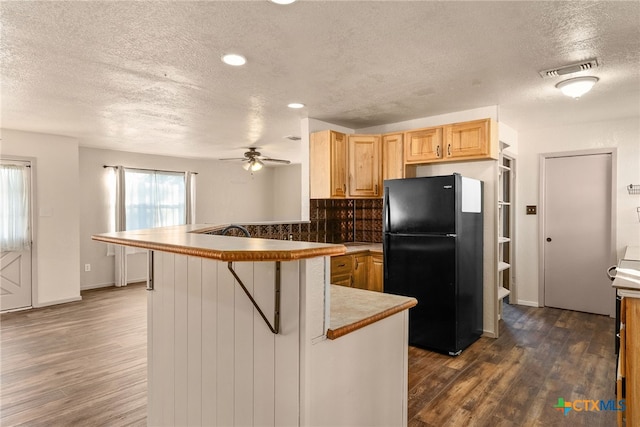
[{"left": 383, "top": 173, "right": 483, "bottom": 356}]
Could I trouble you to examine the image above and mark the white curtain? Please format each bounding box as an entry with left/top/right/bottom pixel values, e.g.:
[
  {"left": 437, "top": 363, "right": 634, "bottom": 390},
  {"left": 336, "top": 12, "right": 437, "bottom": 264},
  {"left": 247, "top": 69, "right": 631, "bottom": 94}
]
[
  {"left": 111, "top": 167, "right": 194, "bottom": 287},
  {"left": 185, "top": 172, "right": 196, "bottom": 224},
  {"left": 0, "top": 164, "right": 31, "bottom": 252},
  {"left": 114, "top": 166, "right": 127, "bottom": 287}
]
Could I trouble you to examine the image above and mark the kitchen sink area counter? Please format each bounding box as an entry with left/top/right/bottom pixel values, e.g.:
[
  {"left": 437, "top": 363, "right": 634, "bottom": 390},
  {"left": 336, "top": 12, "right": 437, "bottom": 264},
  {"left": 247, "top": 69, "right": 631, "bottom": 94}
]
[{"left": 92, "top": 225, "right": 414, "bottom": 427}]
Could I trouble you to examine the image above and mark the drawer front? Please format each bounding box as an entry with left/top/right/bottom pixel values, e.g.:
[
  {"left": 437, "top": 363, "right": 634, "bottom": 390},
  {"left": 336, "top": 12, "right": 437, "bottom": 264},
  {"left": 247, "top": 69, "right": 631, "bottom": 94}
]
[{"left": 331, "top": 255, "right": 353, "bottom": 277}]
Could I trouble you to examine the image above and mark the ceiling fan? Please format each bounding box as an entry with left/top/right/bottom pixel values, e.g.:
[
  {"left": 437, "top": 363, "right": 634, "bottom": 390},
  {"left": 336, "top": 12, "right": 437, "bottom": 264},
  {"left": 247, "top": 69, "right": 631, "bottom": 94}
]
[{"left": 219, "top": 147, "right": 291, "bottom": 172}]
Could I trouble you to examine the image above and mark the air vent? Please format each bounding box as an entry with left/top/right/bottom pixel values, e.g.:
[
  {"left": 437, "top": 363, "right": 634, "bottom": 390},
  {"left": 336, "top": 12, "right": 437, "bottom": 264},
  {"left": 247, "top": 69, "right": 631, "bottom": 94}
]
[
  {"left": 539, "top": 59, "right": 599, "bottom": 78},
  {"left": 284, "top": 135, "right": 302, "bottom": 141}
]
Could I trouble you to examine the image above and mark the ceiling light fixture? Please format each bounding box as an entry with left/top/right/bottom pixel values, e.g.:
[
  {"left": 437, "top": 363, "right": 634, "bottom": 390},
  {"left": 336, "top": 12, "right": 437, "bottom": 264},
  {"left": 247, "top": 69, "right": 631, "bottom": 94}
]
[
  {"left": 287, "top": 103, "right": 305, "bottom": 109},
  {"left": 555, "top": 76, "right": 599, "bottom": 99},
  {"left": 243, "top": 158, "right": 264, "bottom": 172},
  {"left": 221, "top": 53, "right": 247, "bottom": 66},
  {"left": 270, "top": 0, "right": 297, "bottom": 4}
]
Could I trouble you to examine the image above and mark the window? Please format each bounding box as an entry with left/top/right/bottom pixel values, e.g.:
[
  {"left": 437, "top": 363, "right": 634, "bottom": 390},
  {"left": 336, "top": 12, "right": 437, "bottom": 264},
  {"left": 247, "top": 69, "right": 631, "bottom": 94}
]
[
  {"left": 0, "top": 163, "right": 31, "bottom": 251},
  {"left": 124, "top": 169, "right": 186, "bottom": 230}
]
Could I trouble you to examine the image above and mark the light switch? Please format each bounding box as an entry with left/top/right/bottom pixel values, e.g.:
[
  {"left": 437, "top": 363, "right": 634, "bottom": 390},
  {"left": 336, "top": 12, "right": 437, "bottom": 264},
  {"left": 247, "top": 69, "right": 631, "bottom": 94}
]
[{"left": 526, "top": 205, "right": 537, "bottom": 215}]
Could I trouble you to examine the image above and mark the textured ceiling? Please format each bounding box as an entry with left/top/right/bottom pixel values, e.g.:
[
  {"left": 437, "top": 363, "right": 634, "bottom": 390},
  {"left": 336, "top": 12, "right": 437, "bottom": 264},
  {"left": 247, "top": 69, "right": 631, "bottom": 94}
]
[{"left": 1, "top": 1, "right": 639, "bottom": 164}]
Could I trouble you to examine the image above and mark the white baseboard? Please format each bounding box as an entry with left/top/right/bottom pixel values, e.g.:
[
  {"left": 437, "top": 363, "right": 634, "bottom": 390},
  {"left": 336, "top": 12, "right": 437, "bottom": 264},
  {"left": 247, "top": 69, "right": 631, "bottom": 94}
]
[
  {"left": 515, "top": 299, "right": 539, "bottom": 307},
  {"left": 81, "top": 278, "right": 146, "bottom": 291},
  {"left": 33, "top": 295, "right": 82, "bottom": 308}
]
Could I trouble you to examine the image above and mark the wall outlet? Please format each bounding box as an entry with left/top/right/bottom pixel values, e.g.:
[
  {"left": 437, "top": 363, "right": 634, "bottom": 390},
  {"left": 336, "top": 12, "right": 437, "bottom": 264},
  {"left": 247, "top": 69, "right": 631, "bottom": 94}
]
[
  {"left": 526, "top": 205, "right": 537, "bottom": 215},
  {"left": 84, "top": 264, "right": 91, "bottom": 272}
]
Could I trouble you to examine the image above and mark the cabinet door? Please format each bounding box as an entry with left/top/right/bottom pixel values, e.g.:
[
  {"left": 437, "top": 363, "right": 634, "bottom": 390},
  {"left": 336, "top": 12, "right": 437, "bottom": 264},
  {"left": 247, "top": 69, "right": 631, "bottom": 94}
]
[
  {"left": 310, "top": 130, "right": 347, "bottom": 198},
  {"left": 382, "top": 133, "right": 404, "bottom": 181},
  {"left": 352, "top": 254, "right": 369, "bottom": 290},
  {"left": 348, "top": 134, "right": 381, "bottom": 197},
  {"left": 369, "top": 253, "right": 384, "bottom": 292},
  {"left": 443, "top": 119, "right": 491, "bottom": 160},
  {"left": 404, "top": 127, "right": 443, "bottom": 163},
  {"left": 330, "top": 131, "right": 348, "bottom": 197}
]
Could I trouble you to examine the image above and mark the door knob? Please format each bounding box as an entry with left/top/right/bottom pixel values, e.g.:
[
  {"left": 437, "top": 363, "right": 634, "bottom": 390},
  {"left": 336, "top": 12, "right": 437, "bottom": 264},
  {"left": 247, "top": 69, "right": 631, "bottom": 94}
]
[{"left": 546, "top": 237, "right": 552, "bottom": 242}]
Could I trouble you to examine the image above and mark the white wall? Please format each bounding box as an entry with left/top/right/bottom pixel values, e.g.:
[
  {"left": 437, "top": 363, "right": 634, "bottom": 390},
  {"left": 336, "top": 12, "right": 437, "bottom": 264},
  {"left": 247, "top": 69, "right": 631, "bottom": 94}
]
[
  {"left": 516, "top": 116, "right": 640, "bottom": 306},
  {"left": 79, "top": 147, "right": 278, "bottom": 289},
  {"left": 272, "top": 164, "right": 302, "bottom": 221},
  {"left": 1, "top": 129, "right": 81, "bottom": 306}
]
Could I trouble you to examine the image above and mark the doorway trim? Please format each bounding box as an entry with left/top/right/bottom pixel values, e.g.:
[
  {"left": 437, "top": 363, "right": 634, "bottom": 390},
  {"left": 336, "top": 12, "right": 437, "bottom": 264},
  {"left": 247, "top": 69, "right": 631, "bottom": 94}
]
[
  {"left": 0, "top": 155, "right": 38, "bottom": 311},
  {"left": 538, "top": 148, "right": 617, "bottom": 312}
]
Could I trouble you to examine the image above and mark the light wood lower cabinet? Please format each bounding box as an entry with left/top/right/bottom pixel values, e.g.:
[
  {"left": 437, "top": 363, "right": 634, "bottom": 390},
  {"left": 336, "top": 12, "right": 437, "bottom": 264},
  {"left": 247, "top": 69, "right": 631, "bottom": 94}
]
[
  {"left": 618, "top": 295, "right": 640, "bottom": 427},
  {"left": 331, "top": 252, "right": 383, "bottom": 292},
  {"left": 368, "top": 253, "right": 384, "bottom": 293}
]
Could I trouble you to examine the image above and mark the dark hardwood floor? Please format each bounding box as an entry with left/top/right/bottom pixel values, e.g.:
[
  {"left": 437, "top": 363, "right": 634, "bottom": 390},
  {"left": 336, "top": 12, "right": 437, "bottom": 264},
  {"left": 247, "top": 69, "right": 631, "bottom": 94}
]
[{"left": 1, "top": 285, "right": 616, "bottom": 426}]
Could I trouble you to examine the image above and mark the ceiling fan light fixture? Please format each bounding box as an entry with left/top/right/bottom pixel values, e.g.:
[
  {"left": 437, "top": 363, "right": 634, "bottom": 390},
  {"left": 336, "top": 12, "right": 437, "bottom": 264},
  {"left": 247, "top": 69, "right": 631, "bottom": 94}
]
[
  {"left": 221, "top": 53, "right": 247, "bottom": 66},
  {"left": 287, "top": 103, "right": 305, "bottom": 109},
  {"left": 250, "top": 158, "right": 264, "bottom": 171},
  {"left": 555, "top": 76, "right": 599, "bottom": 99}
]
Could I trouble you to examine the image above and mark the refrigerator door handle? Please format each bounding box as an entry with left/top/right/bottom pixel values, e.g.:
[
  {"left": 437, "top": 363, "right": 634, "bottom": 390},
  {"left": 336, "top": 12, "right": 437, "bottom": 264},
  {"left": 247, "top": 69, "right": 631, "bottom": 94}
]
[
  {"left": 384, "top": 186, "right": 390, "bottom": 232},
  {"left": 383, "top": 234, "right": 389, "bottom": 280}
]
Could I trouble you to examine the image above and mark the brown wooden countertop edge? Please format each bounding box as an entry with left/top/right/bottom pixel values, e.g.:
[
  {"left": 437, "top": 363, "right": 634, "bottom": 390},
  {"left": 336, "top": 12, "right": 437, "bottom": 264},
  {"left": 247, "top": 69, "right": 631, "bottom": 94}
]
[
  {"left": 326, "top": 298, "right": 418, "bottom": 340},
  {"left": 91, "top": 235, "right": 346, "bottom": 261}
]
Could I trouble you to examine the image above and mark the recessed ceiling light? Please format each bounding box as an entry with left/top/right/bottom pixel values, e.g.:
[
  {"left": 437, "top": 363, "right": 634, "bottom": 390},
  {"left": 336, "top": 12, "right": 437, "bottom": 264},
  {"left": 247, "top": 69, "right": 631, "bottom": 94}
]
[
  {"left": 270, "top": 0, "right": 297, "bottom": 4},
  {"left": 287, "top": 103, "right": 305, "bottom": 109},
  {"left": 221, "top": 54, "right": 247, "bottom": 66}
]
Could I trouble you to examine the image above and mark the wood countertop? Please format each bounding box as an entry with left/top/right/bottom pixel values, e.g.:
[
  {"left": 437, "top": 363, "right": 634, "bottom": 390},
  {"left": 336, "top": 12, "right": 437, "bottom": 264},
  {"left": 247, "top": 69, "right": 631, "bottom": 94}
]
[
  {"left": 326, "top": 285, "right": 417, "bottom": 340},
  {"left": 92, "top": 224, "right": 346, "bottom": 262},
  {"left": 342, "top": 242, "right": 383, "bottom": 255}
]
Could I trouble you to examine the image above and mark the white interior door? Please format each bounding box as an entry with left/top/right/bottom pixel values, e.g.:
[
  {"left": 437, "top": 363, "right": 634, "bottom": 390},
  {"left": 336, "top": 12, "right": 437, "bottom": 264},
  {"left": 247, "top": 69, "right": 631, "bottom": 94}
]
[
  {"left": 0, "top": 160, "right": 33, "bottom": 311},
  {"left": 543, "top": 153, "right": 613, "bottom": 316}
]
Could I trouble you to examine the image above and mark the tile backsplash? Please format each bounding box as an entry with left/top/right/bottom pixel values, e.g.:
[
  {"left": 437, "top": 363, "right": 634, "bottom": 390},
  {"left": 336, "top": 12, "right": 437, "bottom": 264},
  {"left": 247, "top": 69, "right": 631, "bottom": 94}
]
[{"left": 205, "top": 199, "right": 383, "bottom": 244}]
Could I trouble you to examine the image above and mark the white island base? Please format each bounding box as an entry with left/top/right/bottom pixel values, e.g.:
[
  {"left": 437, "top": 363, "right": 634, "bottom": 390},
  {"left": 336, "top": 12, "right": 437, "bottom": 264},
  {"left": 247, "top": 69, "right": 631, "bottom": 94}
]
[{"left": 147, "top": 251, "right": 412, "bottom": 427}]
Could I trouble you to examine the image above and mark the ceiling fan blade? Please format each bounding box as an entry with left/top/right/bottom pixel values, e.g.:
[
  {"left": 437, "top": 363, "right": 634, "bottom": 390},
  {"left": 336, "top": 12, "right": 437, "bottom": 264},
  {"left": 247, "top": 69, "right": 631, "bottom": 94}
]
[
  {"left": 218, "top": 157, "right": 248, "bottom": 161},
  {"left": 260, "top": 157, "right": 291, "bottom": 164}
]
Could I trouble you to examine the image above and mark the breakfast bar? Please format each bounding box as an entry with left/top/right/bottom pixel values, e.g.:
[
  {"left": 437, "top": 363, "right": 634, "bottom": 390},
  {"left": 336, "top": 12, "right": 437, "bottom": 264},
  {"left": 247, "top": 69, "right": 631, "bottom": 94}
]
[{"left": 93, "top": 225, "right": 416, "bottom": 427}]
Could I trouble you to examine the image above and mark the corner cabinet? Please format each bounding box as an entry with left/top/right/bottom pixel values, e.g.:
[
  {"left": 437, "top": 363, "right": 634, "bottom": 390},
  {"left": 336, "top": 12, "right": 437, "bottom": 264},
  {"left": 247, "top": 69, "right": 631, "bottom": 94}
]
[
  {"left": 310, "top": 130, "right": 348, "bottom": 198},
  {"left": 348, "top": 134, "right": 382, "bottom": 197},
  {"left": 330, "top": 252, "right": 384, "bottom": 293}
]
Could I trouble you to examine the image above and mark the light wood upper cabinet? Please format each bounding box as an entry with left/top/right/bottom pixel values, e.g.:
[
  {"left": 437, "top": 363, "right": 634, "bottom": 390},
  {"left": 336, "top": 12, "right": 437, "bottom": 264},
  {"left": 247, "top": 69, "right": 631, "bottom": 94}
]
[
  {"left": 382, "top": 133, "right": 404, "bottom": 181},
  {"left": 310, "top": 130, "right": 348, "bottom": 198},
  {"left": 348, "top": 134, "right": 382, "bottom": 198},
  {"left": 443, "top": 118, "right": 498, "bottom": 160},
  {"left": 404, "top": 127, "right": 443, "bottom": 164}
]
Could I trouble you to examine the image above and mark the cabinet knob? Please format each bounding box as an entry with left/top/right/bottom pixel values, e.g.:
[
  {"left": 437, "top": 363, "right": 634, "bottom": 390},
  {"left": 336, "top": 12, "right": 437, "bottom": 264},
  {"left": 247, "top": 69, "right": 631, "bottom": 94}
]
[{"left": 546, "top": 237, "right": 552, "bottom": 242}]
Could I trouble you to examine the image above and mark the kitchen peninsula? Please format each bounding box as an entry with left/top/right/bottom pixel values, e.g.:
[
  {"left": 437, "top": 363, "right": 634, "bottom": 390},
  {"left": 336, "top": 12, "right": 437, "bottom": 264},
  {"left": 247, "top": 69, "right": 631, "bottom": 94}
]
[{"left": 93, "top": 225, "right": 416, "bottom": 427}]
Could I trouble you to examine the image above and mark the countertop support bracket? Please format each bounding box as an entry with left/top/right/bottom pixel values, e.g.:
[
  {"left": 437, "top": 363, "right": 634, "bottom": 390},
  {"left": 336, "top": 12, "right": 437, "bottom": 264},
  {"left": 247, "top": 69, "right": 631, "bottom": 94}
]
[
  {"left": 227, "top": 261, "right": 280, "bottom": 334},
  {"left": 147, "top": 251, "right": 154, "bottom": 291}
]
